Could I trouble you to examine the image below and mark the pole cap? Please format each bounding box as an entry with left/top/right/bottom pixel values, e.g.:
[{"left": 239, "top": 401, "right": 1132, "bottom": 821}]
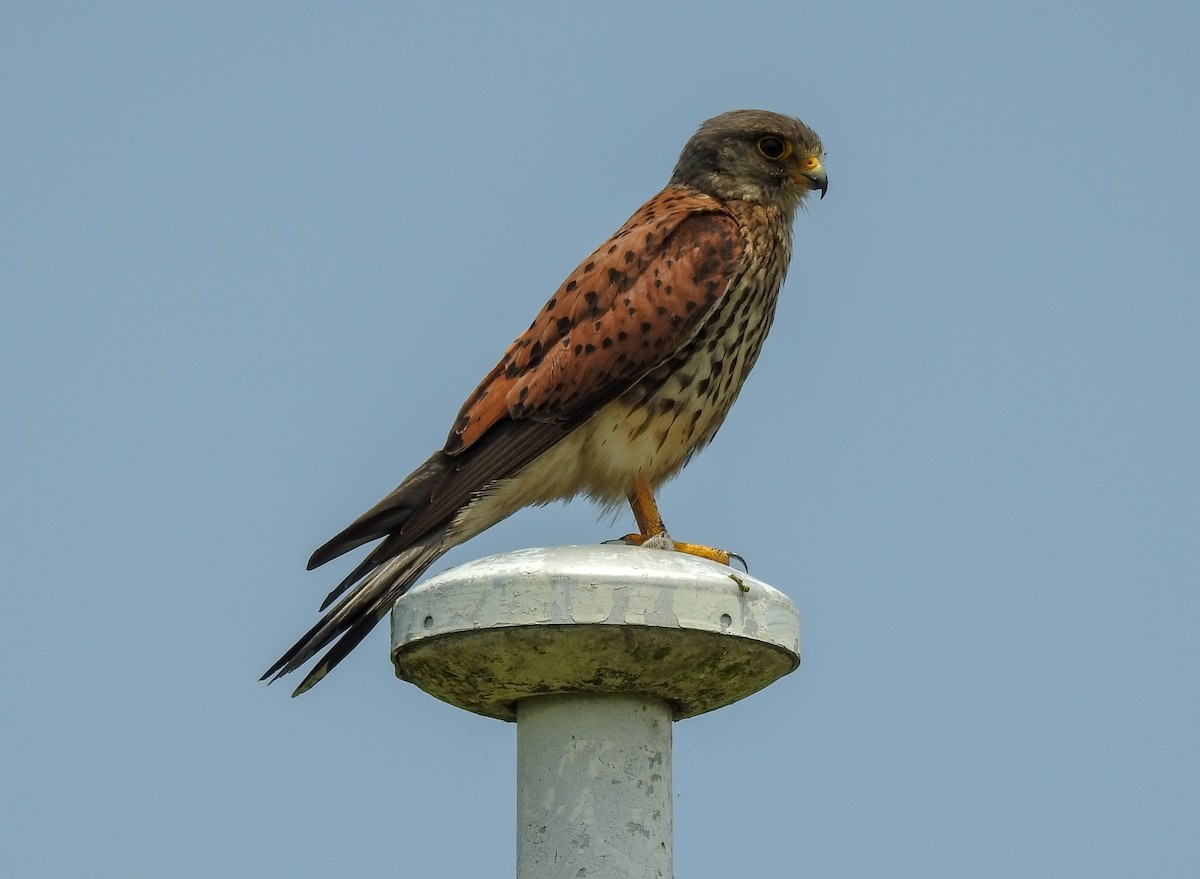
[{"left": 391, "top": 544, "right": 801, "bottom": 721}]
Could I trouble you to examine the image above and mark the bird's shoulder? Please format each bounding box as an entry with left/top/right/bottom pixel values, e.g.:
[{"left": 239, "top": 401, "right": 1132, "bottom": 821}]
[{"left": 445, "top": 187, "right": 746, "bottom": 455}]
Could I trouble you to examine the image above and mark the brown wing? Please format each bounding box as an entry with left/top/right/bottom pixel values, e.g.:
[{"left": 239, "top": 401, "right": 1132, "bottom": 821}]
[
  {"left": 312, "top": 188, "right": 746, "bottom": 564},
  {"left": 446, "top": 187, "right": 744, "bottom": 453}
]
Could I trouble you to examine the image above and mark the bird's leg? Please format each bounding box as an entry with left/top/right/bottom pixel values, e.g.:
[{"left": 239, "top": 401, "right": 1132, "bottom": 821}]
[
  {"left": 627, "top": 473, "right": 666, "bottom": 537},
  {"left": 608, "top": 475, "right": 671, "bottom": 550},
  {"left": 612, "top": 474, "right": 745, "bottom": 570}
]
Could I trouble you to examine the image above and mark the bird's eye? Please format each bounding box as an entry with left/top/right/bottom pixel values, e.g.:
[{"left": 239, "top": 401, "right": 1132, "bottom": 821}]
[{"left": 756, "top": 136, "right": 792, "bottom": 161}]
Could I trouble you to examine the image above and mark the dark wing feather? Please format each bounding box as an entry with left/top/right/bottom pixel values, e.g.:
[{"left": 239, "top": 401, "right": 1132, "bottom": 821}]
[{"left": 308, "top": 453, "right": 450, "bottom": 570}]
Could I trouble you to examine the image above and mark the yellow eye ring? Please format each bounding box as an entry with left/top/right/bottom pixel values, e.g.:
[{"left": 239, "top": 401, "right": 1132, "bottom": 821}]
[{"left": 756, "top": 136, "right": 793, "bottom": 161}]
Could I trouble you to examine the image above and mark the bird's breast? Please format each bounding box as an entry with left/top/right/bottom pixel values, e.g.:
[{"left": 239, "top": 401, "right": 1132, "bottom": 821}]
[{"left": 575, "top": 214, "right": 792, "bottom": 498}]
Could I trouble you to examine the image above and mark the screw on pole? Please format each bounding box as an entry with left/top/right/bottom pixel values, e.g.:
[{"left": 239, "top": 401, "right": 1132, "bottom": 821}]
[{"left": 391, "top": 544, "right": 801, "bottom": 879}]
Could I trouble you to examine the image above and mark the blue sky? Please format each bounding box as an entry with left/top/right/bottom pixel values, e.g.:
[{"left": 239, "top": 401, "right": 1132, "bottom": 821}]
[{"left": 3, "top": 2, "right": 1197, "bottom": 876}]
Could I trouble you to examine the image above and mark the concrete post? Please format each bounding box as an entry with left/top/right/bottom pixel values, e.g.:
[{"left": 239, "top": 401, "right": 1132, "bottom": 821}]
[{"left": 391, "top": 544, "right": 800, "bottom": 879}]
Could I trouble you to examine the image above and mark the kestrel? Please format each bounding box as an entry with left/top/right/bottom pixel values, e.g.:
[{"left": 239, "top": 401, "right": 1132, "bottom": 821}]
[{"left": 265, "top": 109, "right": 826, "bottom": 695}]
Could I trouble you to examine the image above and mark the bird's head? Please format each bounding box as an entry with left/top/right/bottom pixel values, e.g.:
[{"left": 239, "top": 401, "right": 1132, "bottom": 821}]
[{"left": 670, "top": 109, "right": 826, "bottom": 213}]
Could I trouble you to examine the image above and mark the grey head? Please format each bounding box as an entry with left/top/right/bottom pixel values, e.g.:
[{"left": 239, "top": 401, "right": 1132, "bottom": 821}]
[{"left": 670, "top": 109, "right": 827, "bottom": 211}]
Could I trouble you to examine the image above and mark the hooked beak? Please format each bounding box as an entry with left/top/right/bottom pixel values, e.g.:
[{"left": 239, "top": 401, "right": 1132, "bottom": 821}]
[
  {"left": 802, "top": 164, "right": 828, "bottom": 200},
  {"left": 792, "top": 155, "right": 827, "bottom": 199}
]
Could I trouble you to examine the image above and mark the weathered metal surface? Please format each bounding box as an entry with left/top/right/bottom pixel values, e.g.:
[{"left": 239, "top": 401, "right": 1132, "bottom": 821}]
[{"left": 390, "top": 544, "right": 800, "bottom": 721}]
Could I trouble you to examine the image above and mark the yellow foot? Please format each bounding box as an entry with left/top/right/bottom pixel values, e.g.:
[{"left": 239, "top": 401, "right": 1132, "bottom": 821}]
[
  {"left": 608, "top": 531, "right": 748, "bottom": 572},
  {"left": 616, "top": 474, "right": 749, "bottom": 574}
]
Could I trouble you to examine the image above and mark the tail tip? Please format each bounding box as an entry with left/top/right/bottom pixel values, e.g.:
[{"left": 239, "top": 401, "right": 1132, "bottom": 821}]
[{"left": 291, "top": 663, "right": 329, "bottom": 697}]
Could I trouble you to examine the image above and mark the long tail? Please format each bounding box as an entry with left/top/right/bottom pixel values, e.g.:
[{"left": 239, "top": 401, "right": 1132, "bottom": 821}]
[{"left": 263, "top": 452, "right": 457, "bottom": 696}]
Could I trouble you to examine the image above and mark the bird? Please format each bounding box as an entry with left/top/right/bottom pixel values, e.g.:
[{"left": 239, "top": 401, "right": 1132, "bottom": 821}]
[{"left": 264, "top": 109, "right": 826, "bottom": 696}]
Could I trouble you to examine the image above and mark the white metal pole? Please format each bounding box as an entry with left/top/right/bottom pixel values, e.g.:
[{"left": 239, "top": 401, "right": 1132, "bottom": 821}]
[{"left": 516, "top": 693, "right": 672, "bottom": 879}]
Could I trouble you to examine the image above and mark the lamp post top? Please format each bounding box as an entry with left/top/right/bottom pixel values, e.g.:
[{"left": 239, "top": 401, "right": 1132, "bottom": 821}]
[{"left": 391, "top": 544, "right": 801, "bottom": 721}]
